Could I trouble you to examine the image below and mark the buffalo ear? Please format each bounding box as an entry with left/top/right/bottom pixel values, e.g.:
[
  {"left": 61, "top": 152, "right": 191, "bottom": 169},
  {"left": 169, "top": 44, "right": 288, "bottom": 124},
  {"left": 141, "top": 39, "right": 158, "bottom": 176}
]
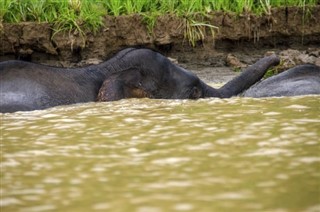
[
  {"left": 190, "top": 86, "right": 202, "bottom": 99},
  {"left": 97, "top": 77, "right": 125, "bottom": 102},
  {"left": 125, "top": 87, "right": 152, "bottom": 98},
  {"left": 97, "top": 71, "right": 153, "bottom": 101}
]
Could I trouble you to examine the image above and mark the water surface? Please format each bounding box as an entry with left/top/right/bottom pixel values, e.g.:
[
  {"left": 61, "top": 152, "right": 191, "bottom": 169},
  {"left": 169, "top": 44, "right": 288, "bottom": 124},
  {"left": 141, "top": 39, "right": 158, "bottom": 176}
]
[{"left": 1, "top": 96, "right": 320, "bottom": 211}]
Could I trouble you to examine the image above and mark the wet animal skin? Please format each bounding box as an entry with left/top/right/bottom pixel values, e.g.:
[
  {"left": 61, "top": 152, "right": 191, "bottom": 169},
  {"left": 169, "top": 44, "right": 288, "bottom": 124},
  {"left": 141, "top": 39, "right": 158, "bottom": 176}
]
[{"left": 1, "top": 48, "right": 318, "bottom": 113}]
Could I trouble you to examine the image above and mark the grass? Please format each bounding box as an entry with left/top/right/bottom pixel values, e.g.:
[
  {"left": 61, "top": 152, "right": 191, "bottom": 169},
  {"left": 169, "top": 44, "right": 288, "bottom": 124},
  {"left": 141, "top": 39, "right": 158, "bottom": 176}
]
[{"left": 0, "top": 0, "right": 318, "bottom": 46}]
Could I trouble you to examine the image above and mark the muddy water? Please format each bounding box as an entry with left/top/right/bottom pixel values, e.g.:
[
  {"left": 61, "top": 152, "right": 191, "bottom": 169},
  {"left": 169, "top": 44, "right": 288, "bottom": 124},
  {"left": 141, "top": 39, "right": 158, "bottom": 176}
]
[{"left": 1, "top": 97, "right": 320, "bottom": 212}]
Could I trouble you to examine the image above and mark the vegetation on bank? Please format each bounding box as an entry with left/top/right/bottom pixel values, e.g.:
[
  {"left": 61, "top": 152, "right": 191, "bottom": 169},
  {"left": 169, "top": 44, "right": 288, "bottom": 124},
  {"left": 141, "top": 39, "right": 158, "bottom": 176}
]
[{"left": 0, "top": 0, "right": 318, "bottom": 46}]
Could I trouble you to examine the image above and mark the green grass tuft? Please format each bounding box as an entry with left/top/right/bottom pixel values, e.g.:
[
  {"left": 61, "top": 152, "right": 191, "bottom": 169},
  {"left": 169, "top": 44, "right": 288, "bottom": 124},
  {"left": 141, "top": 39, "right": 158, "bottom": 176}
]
[{"left": 1, "top": 0, "right": 318, "bottom": 46}]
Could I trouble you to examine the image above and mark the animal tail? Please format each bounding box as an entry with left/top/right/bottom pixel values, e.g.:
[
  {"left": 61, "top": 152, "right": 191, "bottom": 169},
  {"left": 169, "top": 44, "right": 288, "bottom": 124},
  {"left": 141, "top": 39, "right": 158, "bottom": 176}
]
[{"left": 218, "top": 54, "right": 280, "bottom": 98}]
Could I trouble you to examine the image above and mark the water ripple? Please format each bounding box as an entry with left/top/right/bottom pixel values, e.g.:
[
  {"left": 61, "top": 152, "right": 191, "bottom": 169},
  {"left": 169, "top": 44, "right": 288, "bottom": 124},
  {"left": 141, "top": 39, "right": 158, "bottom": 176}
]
[{"left": 1, "top": 96, "right": 319, "bottom": 211}]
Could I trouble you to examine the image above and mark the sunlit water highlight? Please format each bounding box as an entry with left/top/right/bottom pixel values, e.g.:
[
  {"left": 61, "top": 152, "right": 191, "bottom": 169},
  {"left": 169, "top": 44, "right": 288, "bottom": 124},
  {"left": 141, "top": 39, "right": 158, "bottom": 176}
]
[{"left": 1, "top": 96, "right": 320, "bottom": 211}]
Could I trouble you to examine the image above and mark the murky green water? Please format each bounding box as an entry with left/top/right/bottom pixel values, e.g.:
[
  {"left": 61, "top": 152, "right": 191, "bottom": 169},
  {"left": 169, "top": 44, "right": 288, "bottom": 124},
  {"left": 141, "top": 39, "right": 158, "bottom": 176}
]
[{"left": 1, "top": 96, "right": 320, "bottom": 212}]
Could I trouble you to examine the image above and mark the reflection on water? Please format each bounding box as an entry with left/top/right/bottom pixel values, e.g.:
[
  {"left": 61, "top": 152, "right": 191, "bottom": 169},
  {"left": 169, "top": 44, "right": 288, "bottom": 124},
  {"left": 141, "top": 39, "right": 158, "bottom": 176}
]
[{"left": 1, "top": 96, "right": 320, "bottom": 211}]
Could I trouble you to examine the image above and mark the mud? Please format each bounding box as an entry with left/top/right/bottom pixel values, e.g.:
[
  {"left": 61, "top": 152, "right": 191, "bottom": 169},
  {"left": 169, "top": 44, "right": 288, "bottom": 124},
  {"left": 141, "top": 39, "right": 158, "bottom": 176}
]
[{"left": 0, "top": 6, "right": 319, "bottom": 83}]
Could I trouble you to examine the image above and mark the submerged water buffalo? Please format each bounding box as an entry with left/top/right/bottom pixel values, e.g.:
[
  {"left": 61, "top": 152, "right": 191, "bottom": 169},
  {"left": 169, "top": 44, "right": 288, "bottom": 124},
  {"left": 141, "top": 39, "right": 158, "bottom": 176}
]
[
  {"left": 0, "top": 48, "right": 278, "bottom": 112},
  {"left": 243, "top": 64, "right": 320, "bottom": 97},
  {"left": 95, "top": 54, "right": 319, "bottom": 100},
  {"left": 0, "top": 48, "right": 317, "bottom": 113}
]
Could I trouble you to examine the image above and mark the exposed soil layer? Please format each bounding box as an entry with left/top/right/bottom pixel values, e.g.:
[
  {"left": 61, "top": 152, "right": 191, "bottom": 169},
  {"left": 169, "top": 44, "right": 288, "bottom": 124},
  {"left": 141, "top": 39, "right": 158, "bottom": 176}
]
[{"left": 1, "top": 6, "right": 319, "bottom": 82}]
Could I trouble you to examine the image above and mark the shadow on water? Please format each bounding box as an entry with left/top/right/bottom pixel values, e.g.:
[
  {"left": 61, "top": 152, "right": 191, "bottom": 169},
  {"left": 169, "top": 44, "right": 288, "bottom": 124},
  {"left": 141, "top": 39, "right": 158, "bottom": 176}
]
[{"left": 1, "top": 96, "right": 320, "bottom": 211}]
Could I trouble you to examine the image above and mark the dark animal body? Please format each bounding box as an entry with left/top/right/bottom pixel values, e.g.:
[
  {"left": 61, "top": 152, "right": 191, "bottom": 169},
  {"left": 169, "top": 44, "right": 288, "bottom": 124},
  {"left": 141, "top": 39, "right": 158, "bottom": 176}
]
[
  {"left": 0, "top": 48, "right": 317, "bottom": 113},
  {"left": 243, "top": 64, "right": 320, "bottom": 97}
]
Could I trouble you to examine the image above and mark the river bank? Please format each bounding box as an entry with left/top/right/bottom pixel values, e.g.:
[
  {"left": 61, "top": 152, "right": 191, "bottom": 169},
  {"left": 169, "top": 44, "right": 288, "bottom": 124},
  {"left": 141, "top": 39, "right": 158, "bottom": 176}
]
[{"left": 1, "top": 6, "right": 319, "bottom": 83}]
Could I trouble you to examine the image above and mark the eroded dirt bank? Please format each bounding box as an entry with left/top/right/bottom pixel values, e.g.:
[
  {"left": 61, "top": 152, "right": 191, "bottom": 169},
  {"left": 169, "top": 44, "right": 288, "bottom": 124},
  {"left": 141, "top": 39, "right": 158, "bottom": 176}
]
[{"left": 0, "top": 6, "right": 319, "bottom": 82}]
